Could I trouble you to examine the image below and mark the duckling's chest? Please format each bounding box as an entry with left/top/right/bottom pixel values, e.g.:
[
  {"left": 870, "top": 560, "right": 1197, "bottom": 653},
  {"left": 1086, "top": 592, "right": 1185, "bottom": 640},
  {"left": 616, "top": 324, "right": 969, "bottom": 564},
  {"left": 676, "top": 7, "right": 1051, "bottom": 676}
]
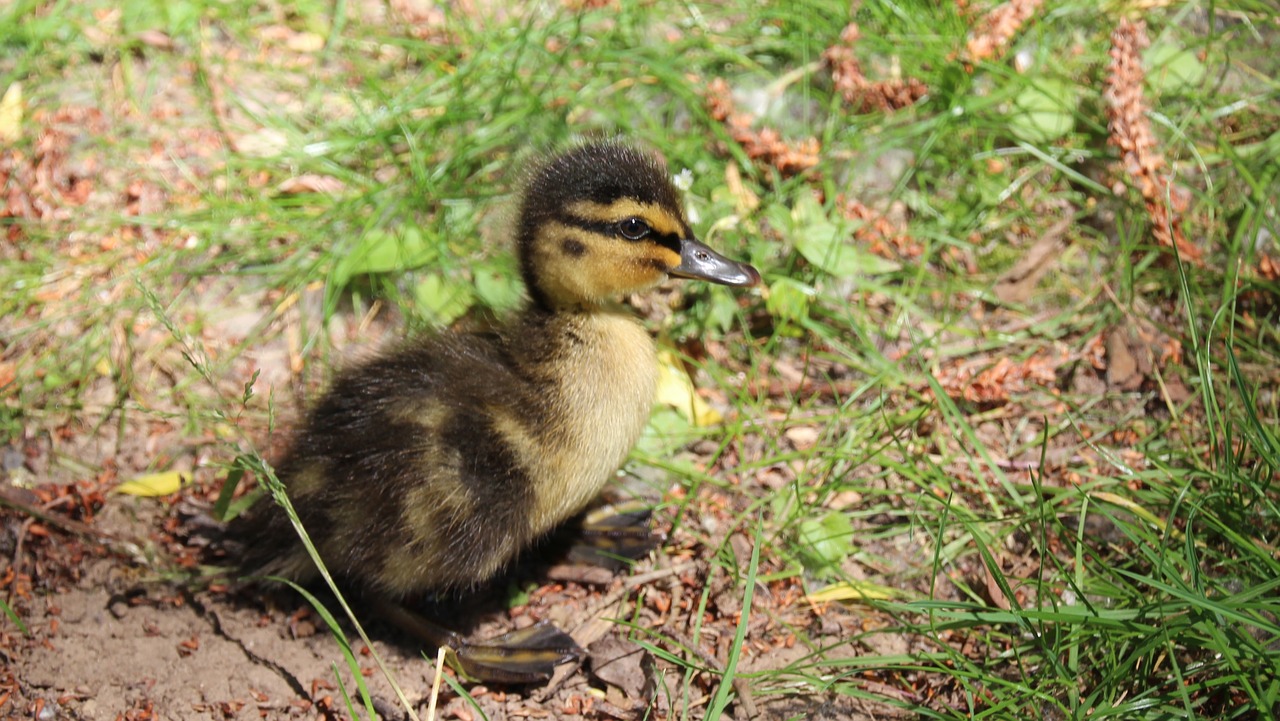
[{"left": 516, "top": 312, "right": 658, "bottom": 533}]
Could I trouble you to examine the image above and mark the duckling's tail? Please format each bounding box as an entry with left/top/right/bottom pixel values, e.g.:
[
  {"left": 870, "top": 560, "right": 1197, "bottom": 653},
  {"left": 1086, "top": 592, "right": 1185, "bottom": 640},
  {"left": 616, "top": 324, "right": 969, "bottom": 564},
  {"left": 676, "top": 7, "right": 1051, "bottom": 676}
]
[{"left": 224, "top": 502, "right": 320, "bottom": 585}]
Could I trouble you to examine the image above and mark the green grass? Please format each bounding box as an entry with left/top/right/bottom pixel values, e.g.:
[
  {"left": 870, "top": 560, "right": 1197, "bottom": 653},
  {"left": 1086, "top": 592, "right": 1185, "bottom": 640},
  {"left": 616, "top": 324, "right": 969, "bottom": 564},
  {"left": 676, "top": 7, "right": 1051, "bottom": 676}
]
[{"left": 2, "top": 0, "right": 1278, "bottom": 719}]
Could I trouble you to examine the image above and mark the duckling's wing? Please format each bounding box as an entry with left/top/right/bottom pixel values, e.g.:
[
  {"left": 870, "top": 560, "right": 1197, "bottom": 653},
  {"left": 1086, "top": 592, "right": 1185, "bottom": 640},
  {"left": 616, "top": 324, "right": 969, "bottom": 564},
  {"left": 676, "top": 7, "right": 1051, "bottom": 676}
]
[{"left": 239, "top": 332, "right": 545, "bottom": 595}]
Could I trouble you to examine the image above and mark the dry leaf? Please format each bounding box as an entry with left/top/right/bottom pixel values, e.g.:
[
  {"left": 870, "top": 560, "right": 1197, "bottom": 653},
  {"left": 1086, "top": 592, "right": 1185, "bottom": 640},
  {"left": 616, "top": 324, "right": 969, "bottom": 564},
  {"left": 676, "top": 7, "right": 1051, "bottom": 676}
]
[
  {"left": 136, "top": 29, "right": 174, "bottom": 50},
  {"left": 993, "top": 218, "right": 1071, "bottom": 304},
  {"left": 0, "top": 82, "right": 23, "bottom": 143},
  {"left": 588, "top": 636, "right": 650, "bottom": 701},
  {"left": 277, "top": 174, "right": 347, "bottom": 195},
  {"left": 116, "top": 470, "right": 186, "bottom": 497},
  {"left": 234, "top": 128, "right": 289, "bottom": 158},
  {"left": 1105, "top": 325, "right": 1143, "bottom": 391},
  {"left": 806, "top": 579, "right": 899, "bottom": 603},
  {"left": 783, "top": 425, "right": 820, "bottom": 451},
  {"left": 724, "top": 161, "right": 759, "bottom": 213},
  {"left": 655, "top": 350, "right": 722, "bottom": 426},
  {"left": 287, "top": 32, "right": 326, "bottom": 53}
]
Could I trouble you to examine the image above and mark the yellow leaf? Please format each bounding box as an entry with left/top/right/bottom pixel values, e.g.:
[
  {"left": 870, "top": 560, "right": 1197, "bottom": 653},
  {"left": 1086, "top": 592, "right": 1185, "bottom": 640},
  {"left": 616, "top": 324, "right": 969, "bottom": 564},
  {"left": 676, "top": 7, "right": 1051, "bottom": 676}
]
[
  {"left": 0, "top": 82, "right": 23, "bottom": 143},
  {"left": 806, "top": 579, "right": 900, "bottom": 603},
  {"left": 1091, "top": 491, "right": 1167, "bottom": 533},
  {"left": 655, "top": 351, "right": 722, "bottom": 427},
  {"left": 116, "top": 470, "right": 186, "bottom": 497},
  {"left": 724, "top": 161, "right": 759, "bottom": 213},
  {"left": 286, "top": 31, "right": 325, "bottom": 53},
  {"left": 1091, "top": 490, "right": 1186, "bottom": 542}
]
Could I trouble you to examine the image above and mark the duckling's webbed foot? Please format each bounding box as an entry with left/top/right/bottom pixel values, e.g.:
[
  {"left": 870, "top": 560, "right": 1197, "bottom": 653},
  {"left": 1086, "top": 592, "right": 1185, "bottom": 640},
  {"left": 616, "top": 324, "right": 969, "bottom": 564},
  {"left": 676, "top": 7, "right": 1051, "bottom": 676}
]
[
  {"left": 374, "top": 598, "right": 581, "bottom": 684},
  {"left": 567, "top": 501, "right": 663, "bottom": 570},
  {"left": 455, "top": 622, "right": 583, "bottom": 684}
]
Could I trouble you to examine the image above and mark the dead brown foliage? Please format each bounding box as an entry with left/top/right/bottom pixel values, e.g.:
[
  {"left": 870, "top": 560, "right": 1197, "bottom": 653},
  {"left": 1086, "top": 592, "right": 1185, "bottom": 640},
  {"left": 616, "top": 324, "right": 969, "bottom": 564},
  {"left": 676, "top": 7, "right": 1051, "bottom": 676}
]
[
  {"left": 963, "top": 0, "right": 1045, "bottom": 64},
  {"left": 0, "top": 107, "right": 106, "bottom": 243},
  {"left": 934, "top": 349, "right": 1065, "bottom": 405},
  {"left": 705, "top": 78, "right": 820, "bottom": 176},
  {"left": 1104, "top": 18, "right": 1201, "bottom": 262},
  {"left": 1259, "top": 254, "right": 1280, "bottom": 281},
  {"left": 823, "top": 23, "right": 928, "bottom": 112},
  {"left": 839, "top": 195, "right": 923, "bottom": 259}
]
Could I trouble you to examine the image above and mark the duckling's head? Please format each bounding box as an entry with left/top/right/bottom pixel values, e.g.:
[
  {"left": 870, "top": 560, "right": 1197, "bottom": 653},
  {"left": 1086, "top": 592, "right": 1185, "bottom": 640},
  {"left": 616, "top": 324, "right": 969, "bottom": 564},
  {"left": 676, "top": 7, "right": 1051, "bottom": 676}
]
[{"left": 517, "top": 141, "right": 760, "bottom": 310}]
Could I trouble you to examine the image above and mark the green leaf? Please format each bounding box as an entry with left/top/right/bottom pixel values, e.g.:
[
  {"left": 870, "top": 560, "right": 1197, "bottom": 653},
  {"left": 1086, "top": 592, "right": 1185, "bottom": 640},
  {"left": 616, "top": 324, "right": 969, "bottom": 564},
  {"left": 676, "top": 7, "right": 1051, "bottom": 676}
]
[
  {"left": 637, "top": 406, "right": 694, "bottom": 457},
  {"left": 505, "top": 581, "right": 535, "bottom": 608},
  {"left": 704, "top": 288, "right": 740, "bottom": 335},
  {"left": 790, "top": 196, "right": 900, "bottom": 277},
  {"left": 797, "top": 511, "right": 855, "bottom": 576},
  {"left": 1009, "top": 78, "right": 1076, "bottom": 143},
  {"left": 1145, "top": 42, "right": 1206, "bottom": 93},
  {"left": 766, "top": 277, "right": 814, "bottom": 322},
  {"left": 472, "top": 260, "right": 524, "bottom": 311},
  {"left": 0, "top": 595, "right": 28, "bottom": 636},
  {"left": 334, "top": 226, "right": 437, "bottom": 286},
  {"left": 414, "top": 273, "right": 473, "bottom": 325}
]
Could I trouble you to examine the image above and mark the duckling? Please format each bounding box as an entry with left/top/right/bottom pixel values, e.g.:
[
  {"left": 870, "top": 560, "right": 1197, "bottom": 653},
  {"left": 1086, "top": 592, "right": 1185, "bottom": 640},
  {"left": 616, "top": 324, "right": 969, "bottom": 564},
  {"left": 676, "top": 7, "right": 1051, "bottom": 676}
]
[{"left": 235, "top": 139, "right": 760, "bottom": 682}]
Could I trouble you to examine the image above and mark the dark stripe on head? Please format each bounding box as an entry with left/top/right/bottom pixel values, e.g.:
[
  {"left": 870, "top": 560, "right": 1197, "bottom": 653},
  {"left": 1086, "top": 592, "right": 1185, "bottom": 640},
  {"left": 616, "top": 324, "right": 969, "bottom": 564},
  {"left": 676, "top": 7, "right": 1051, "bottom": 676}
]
[{"left": 556, "top": 213, "right": 682, "bottom": 254}]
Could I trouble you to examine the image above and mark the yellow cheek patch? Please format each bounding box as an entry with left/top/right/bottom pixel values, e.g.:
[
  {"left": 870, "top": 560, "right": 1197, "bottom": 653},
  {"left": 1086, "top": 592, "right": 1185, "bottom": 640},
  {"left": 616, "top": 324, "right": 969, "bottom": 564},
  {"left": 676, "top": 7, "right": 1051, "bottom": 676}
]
[
  {"left": 566, "top": 200, "right": 686, "bottom": 237},
  {"left": 533, "top": 219, "right": 683, "bottom": 305},
  {"left": 645, "top": 245, "right": 682, "bottom": 270}
]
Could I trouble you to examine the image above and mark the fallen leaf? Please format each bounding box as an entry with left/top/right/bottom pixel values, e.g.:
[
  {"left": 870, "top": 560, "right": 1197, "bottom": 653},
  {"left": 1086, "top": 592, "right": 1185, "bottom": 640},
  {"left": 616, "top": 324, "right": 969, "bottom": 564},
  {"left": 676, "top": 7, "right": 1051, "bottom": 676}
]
[
  {"left": 993, "top": 218, "right": 1071, "bottom": 304},
  {"left": 234, "top": 128, "right": 289, "bottom": 158},
  {"left": 806, "top": 579, "right": 899, "bottom": 603},
  {"left": 798, "top": 511, "right": 855, "bottom": 575},
  {"left": 1161, "top": 374, "right": 1192, "bottom": 405},
  {"left": 277, "top": 174, "right": 347, "bottom": 195},
  {"left": 1106, "top": 326, "right": 1143, "bottom": 391},
  {"left": 724, "top": 161, "right": 759, "bottom": 213},
  {"left": 783, "top": 425, "right": 820, "bottom": 451},
  {"left": 116, "top": 471, "right": 186, "bottom": 497},
  {"left": 286, "top": 31, "right": 326, "bottom": 53},
  {"left": 588, "top": 636, "right": 650, "bottom": 701},
  {"left": 0, "top": 82, "right": 23, "bottom": 143},
  {"left": 135, "top": 29, "right": 174, "bottom": 50},
  {"left": 655, "top": 351, "right": 722, "bottom": 426},
  {"left": 1092, "top": 490, "right": 1176, "bottom": 537}
]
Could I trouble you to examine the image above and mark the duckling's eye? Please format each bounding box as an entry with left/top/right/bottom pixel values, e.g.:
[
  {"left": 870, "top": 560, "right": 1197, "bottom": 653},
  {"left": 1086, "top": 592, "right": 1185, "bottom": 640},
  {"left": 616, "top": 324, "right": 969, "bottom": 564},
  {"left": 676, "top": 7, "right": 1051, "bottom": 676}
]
[{"left": 617, "top": 217, "right": 651, "bottom": 241}]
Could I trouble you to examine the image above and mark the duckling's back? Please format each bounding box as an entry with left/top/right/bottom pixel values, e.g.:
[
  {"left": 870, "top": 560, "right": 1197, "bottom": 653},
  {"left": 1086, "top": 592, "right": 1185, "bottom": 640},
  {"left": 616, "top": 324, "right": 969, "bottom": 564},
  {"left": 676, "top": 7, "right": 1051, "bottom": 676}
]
[
  {"left": 238, "top": 309, "right": 657, "bottom": 597},
  {"left": 240, "top": 331, "right": 515, "bottom": 589}
]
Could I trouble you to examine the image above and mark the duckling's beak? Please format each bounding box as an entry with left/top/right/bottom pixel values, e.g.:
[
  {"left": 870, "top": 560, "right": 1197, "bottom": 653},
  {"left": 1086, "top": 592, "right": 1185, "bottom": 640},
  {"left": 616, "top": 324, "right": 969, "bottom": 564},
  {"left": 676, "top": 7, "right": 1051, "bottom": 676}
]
[{"left": 670, "top": 238, "right": 762, "bottom": 287}]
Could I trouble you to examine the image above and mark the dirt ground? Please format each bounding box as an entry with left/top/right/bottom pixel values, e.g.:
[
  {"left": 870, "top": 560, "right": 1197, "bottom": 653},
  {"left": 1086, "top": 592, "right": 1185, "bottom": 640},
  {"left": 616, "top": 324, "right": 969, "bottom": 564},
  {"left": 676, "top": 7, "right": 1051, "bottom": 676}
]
[{"left": 7, "top": 471, "right": 931, "bottom": 717}]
